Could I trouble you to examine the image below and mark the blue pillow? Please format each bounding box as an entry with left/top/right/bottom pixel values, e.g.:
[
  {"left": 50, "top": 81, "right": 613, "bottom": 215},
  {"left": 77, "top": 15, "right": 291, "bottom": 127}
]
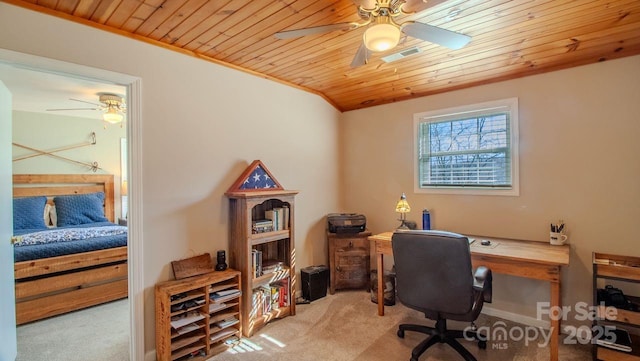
[
  {"left": 54, "top": 192, "right": 109, "bottom": 226},
  {"left": 13, "top": 196, "right": 48, "bottom": 231}
]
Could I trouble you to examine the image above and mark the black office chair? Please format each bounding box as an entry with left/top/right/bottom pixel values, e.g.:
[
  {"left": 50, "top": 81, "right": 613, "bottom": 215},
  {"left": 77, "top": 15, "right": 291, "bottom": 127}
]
[{"left": 392, "top": 230, "right": 492, "bottom": 361}]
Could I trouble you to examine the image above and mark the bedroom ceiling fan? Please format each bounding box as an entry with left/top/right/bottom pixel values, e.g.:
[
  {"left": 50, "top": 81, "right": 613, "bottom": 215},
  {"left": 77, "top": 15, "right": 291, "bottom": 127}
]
[
  {"left": 46, "top": 93, "right": 126, "bottom": 124},
  {"left": 274, "top": 0, "right": 471, "bottom": 68}
]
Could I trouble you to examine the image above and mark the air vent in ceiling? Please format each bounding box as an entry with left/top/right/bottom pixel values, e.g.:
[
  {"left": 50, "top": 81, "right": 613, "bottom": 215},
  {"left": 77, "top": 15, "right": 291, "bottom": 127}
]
[{"left": 381, "top": 47, "right": 423, "bottom": 63}]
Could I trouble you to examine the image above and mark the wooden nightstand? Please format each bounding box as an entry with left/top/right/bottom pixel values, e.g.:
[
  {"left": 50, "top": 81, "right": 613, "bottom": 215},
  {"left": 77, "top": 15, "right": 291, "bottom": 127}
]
[
  {"left": 118, "top": 218, "right": 127, "bottom": 226},
  {"left": 328, "top": 231, "right": 371, "bottom": 294}
]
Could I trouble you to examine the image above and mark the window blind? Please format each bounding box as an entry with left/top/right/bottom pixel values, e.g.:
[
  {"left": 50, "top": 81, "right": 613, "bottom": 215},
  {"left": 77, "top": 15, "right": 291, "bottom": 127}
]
[{"left": 418, "top": 105, "right": 513, "bottom": 188}]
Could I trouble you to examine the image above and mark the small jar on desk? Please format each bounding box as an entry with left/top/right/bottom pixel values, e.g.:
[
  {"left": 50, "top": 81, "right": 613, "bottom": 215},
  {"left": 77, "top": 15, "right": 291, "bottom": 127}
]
[{"left": 327, "top": 231, "right": 372, "bottom": 294}]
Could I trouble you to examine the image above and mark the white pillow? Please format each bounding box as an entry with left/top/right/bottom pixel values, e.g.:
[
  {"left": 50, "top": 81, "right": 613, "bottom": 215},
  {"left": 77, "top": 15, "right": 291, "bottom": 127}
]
[
  {"left": 49, "top": 205, "right": 57, "bottom": 228},
  {"left": 43, "top": 203, "right": 52, "bottom": 227},
  {"left": 43, "top": 203, "right": 58, "bottom": 228}
]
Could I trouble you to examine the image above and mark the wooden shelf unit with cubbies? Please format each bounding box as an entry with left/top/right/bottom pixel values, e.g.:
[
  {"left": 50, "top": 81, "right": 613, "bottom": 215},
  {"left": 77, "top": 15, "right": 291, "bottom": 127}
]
[
  {"left": 592, "top": 253, "right": 640, "bottom": 361},
  {"left": 155, "top": 269, "right": 242, "bottom": 361},
  {"left": 226, "top": 189, "right": 297, "bottom": 337}
]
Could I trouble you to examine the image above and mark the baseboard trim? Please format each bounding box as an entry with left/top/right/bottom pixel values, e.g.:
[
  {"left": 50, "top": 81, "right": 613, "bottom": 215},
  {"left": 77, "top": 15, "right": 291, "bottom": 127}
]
[
  {"left": 145, "top": 350, "right": 156, "bottom": 361},
  {"left": 481, "top": 306, "right": 550, "bottom": 330}
]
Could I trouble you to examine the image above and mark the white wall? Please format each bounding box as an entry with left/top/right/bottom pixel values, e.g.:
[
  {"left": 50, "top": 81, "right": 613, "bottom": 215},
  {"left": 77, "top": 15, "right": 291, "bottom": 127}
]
[
  {"left": 0, "top": 3, "right": 341, "bottom": 357},
  {"left": 12, "top": 111, "right": 126, "bottom": 218},
  {"left": 0, "top": 81, "right": 17, "bottom": 361},
  {"left": 340, "top": 55, "right": 640, "bottom": 328}
]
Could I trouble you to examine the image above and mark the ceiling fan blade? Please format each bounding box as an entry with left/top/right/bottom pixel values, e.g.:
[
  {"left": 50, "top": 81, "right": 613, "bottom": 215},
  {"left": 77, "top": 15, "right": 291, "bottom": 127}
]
[
  {"left": 70, "top": 98, "right": 102, "bottom": 106},
  {"left": 400, "top": 0, "right": 449, "bottom": 14},
  {"left": 402, "top": 22, "right": 471, "bottom": 49},
  {"left": 275, "top": 22, "right": 360, "bottom": 39},
  {"left": 46, "top": 107, "right": 99, "bottom": 111},
  {"left": 350, "top": 42, "right": 371, "bottom": 68}
]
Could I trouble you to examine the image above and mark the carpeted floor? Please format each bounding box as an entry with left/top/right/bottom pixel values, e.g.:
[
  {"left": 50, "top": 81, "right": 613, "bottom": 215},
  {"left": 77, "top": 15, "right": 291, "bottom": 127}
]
[
  {"left": 15, "top": 299, "right": 129, "bottom": 361},
  {"left": 14, "top": 291, "right": 592, "bottom": 361},
  {"left": 209, "top": 290, "right": 592, "bottom": 361}
]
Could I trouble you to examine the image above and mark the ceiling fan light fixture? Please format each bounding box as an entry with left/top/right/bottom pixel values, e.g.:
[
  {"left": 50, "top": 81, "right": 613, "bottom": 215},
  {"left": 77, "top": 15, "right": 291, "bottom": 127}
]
[
  {"left": 103, "top": 106, "right": 123, "bottom": 124},
  {"left": 99, "top": 93, "right": 125, "bottom": 124},
  {"left": 364, "top": 19, "right": 400, "bottom": 52}
]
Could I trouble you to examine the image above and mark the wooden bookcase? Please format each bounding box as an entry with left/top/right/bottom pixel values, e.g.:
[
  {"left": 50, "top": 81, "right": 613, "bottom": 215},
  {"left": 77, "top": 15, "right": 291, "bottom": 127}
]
[
  {"left": 155, "top": 269, "right": 242, "bottom": 361},
  {"left": 226, "top": 189, "right": 298, "bottom": 337},
  {"left": 592, "top": 253, "right": 640, "bottom": 361}
]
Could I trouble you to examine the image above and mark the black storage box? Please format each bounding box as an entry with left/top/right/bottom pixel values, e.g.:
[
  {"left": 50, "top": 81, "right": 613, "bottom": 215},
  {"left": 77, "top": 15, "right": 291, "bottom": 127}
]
[{"left": 301, "top": 265, "right": 329, "bottom": 302}]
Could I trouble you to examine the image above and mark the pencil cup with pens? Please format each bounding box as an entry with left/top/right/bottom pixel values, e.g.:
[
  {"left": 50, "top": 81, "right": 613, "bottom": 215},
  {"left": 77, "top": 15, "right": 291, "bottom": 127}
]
[{"left": 550, "top": 220, "right": 567, "bottom": 245}]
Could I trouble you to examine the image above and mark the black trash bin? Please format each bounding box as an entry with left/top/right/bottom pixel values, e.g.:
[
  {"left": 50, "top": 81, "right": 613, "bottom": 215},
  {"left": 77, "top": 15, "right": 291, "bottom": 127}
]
[
  {"left": 301, "top": 265, "right": 329, "bottom": 302},
  {"left": 370, "top": 269, "right": 396, "bottom": 306}
]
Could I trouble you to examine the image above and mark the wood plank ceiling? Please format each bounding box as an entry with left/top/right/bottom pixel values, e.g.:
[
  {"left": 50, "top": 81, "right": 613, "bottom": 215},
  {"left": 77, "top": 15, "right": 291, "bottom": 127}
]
[{"left": 4, "top": 0, "right": 640, "bottom": 112}]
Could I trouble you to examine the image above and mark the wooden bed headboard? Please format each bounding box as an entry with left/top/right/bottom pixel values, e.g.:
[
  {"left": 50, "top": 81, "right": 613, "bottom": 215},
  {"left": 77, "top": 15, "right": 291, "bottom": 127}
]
[{"left": 13, "top": 174, "right": 115, "bottom": 222}]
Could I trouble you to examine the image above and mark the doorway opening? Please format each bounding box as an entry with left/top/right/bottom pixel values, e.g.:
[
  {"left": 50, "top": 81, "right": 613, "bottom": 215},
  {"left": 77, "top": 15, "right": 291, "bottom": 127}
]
[{"left": 0, "top": 49, "right": 143, "bottom": 361}]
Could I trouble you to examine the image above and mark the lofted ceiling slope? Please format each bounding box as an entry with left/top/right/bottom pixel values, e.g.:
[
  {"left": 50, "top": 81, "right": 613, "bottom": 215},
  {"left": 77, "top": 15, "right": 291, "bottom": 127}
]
[{"left": 4, "top": 0, "right": 640, "bottom": 112}]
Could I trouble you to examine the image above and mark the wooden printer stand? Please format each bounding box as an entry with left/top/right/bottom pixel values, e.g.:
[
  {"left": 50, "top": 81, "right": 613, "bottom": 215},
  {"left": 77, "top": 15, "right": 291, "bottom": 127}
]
[{"left": 328, "top": 231, "right": 371, "bottom": 294}]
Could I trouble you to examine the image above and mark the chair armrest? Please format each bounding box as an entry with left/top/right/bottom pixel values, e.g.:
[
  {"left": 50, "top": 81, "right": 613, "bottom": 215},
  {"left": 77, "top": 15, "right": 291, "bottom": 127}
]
[{"left": 473, "top": 266, "right": 492, "bottom": 303}]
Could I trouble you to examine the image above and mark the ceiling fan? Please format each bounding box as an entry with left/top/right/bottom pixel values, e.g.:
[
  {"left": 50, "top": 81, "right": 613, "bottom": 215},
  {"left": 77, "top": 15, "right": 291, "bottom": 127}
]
[
  {"left": 46, "top": 93, "right": 126, "bottom": 124},
  {"left": 274, "top": 0, "right": 471, "bottom": 68}
]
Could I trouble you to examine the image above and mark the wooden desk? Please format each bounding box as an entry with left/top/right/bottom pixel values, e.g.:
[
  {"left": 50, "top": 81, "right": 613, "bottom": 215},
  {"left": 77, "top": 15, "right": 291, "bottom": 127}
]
[{"left": 369, "top": 232, "right": 570, "bottom": 361}]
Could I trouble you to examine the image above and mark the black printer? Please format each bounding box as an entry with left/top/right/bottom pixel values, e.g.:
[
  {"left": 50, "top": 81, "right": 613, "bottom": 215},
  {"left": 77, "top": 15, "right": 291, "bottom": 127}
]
[{"left": 327, "top": 213, "right": 366, "bottom": 234}]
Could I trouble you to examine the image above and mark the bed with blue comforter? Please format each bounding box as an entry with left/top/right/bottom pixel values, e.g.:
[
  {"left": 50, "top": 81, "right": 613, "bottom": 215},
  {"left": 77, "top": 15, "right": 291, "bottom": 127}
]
[
  {"left": 13, "top": 174, "right": 128, "bottom": 325},
  {"left": 13, "top": 222, "right": 128, "bottom": 262}
]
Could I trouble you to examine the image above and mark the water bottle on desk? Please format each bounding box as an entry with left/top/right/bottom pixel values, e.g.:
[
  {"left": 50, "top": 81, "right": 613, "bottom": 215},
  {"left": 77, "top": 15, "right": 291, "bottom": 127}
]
[{"left": 422, "top": 209, "right": 431, "bottom": 230}]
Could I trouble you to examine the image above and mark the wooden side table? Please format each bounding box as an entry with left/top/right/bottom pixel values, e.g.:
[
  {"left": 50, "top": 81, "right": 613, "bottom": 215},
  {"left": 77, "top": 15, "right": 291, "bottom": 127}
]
[{"left": 328, "top": 231, "right": 371, "bottom": 294}]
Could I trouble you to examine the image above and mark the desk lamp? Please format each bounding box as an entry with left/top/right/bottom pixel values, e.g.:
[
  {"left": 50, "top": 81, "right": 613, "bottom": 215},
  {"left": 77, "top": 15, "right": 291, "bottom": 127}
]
[{"left": 395, "top": 193, "right": 411, "bottom": 230}]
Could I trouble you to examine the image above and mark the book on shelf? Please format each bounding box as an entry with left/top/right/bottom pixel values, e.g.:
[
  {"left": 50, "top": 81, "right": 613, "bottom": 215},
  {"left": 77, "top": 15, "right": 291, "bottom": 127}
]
[
  {"left": 252, "top": 219, "right": 273, "bottom": 234},
  {"left": 252, "top": 252, "right": 287, "bottom": 279},
  {"left": 261, "top": 285, "right": 272, "bottom": 313},
  {"left": 252, "top": 286, "right": 272, "bottom": 315},
  {"left": 265, "top": 209, "right": 279, "bottom": 231},
  {"left": 271, "top": 286, "right": 280, "bottom": 310},
  {"left": 265, "top": 207, "right": 289, "bottom": 231},
  {"left": 252, "top": 249, "right": 263, "bottom": 278},
  {"left": 262, "top": 260, "right": 284, "bottom": 275},
  {"left": 253, "top": 219, "right": 273, "bottom": 227},
  {"left": 595, "top": 326, "right": 632, "bottom": 352},
  {"left": 274, "top": 277, "right": 289, "bottom": 308},
  {"left": 282, "top": 205, "right": 289, "bottom": 230},
  {"left": 280, "top": 286, "right": 287, "bottom": 308},
  {"left": 251, "top": 279, "right": 290, "bottom": 316},
  {"left": 273, "top": 207, "right": 284, "bottom": 230}
]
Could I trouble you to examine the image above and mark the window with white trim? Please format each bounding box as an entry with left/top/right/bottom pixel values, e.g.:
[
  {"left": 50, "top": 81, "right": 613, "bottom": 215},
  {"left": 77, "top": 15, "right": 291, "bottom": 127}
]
[{"left": 414, "top": 98, "right": 519, "bottom": 196}]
